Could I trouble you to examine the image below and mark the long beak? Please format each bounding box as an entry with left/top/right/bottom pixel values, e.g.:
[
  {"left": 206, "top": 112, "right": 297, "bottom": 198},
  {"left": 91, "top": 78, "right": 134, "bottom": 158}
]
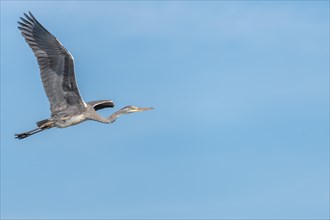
[{"left": 137, "top": 107, "right": 154, "bottom": 112}]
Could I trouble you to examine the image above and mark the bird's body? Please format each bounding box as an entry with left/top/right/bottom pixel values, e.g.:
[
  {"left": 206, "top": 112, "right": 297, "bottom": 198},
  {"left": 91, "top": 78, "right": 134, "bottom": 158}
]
[
  {"left": 15, "top": 12, "right": 153, "bottom": 139},
  {"left": 54, "top": 114, "right": 87, "bottom": 128}
]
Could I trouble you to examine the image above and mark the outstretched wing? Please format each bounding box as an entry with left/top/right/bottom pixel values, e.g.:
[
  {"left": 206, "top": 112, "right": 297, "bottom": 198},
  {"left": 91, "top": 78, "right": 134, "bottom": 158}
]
[
  {"left": 87, "top": 100, "right": 115, "bottom": 111},
  {"left": 18, "top": 12, "right": 86, "bottom": 117}
]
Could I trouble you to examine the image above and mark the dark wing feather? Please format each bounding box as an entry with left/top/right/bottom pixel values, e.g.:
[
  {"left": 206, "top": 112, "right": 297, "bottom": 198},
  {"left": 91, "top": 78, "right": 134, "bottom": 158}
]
[
  {"left": 18, "top": 12, "right": 86, "bottom": 117},
  {"left": 87, "top": 100, "right": 115, "bottom": 111}
]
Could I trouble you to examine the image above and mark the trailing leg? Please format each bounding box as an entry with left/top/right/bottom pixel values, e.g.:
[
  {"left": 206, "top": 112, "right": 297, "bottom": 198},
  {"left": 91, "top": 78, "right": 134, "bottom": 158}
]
[
  {"left": 15, "top": 119, "right": 54, "bottom": 139},
  {"left": 15, "top": 127, "right": 45, "bottom": 139}
]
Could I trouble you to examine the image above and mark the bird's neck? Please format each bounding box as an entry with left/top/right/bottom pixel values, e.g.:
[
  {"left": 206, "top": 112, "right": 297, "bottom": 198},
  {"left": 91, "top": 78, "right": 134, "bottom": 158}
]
[
  {"left": 87, "top": 108, "right": 128, "bottom": 124},
  {"left": 108, "top": 109, "right": 127, "bottom": 123}
]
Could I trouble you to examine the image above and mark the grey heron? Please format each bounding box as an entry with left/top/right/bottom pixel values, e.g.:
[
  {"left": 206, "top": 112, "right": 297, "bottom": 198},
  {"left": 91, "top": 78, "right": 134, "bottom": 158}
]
[{"left": 15, "top": 12, "right": 153, "bottom": 139}]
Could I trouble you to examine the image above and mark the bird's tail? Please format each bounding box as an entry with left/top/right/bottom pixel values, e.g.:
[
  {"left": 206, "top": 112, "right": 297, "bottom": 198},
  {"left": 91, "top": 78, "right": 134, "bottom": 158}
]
[
  {"left": 36, "top": 119, "right": 50, "bottom": 128},
  {"left": 15, "top": 119, "right": 53, "bottom": 140}
]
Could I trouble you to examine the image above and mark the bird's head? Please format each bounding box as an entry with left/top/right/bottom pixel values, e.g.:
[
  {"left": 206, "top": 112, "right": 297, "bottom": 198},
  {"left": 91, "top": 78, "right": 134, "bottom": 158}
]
[
  {"left": 120, "top": 105, "right": 154, "bottom": 114},
  {"left": 109, "top": 105, "right": 154, "bottom": 123}
]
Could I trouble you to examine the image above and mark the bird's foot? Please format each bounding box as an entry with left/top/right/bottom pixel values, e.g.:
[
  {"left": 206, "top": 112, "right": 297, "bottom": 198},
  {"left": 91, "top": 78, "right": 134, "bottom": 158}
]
[{"left": 15, "top": 132, "right": 31, "bottom": 139}]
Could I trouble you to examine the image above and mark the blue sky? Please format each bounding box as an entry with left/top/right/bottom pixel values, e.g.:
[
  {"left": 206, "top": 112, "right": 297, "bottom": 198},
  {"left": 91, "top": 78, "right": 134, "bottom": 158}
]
[{"left": 1, "top": 1, "right": 329, "bottom": 219}]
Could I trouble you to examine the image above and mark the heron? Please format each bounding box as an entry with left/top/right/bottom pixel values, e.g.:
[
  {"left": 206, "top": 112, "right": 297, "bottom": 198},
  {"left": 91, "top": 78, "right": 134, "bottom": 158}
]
[{"left": 15, "top": 12, "right": 153, "bottom": 140}]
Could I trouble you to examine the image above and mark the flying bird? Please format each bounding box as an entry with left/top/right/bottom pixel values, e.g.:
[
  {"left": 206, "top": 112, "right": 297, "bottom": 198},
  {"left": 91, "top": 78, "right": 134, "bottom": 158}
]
[{"left": 15, "top": 12, "right": 153, "bottom": 139}]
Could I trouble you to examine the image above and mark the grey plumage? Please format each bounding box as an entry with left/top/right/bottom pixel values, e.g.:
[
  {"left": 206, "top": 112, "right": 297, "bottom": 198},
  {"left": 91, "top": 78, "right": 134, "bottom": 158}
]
[
  {"left": 15, "top": 12, "right": 153, "bottom": 140},
  {"left": 18, "top": 12, "right": 84, "bottom": 117}
]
